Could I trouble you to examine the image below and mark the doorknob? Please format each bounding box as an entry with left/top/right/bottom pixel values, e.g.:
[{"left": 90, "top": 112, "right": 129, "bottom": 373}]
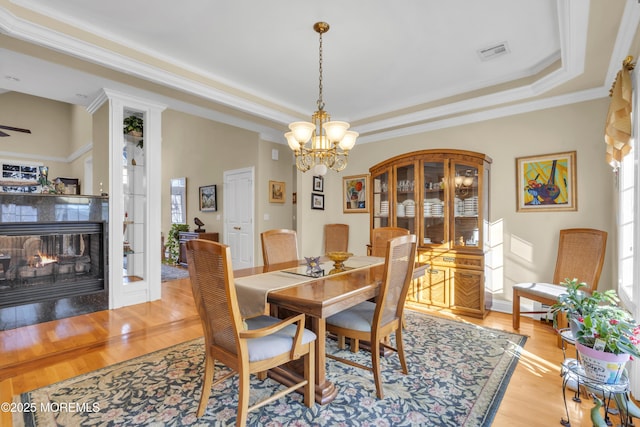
[{"left": 233, "top": 226, "right": 241, "bottom": 230}]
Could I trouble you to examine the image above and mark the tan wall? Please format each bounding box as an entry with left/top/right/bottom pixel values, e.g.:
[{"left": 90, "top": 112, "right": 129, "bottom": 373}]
[
  {"left": 160, "top": 109, "right": 265, "bottom": 258},
  {"left": 0, "top": 92, "right": 76, "bottom": 180},
  {"left": 299, "top": 98, "right": 615, "bottom": 307},
  {"left": 0, "top": 92, "right": 93, "bottom": 192},
  {"left": 256, "top": 140, "right": 295, "bottom": 263}
]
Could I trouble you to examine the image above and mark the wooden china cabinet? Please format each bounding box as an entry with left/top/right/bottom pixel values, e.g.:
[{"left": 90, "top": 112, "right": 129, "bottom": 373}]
[{"left": 369, "top": 149, "right": 492, "bottom": 318}]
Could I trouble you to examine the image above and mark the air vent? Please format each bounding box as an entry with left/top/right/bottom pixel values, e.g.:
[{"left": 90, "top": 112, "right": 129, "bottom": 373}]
[{"left": 477, "top": 42, "right": 510, "bottom": 61}]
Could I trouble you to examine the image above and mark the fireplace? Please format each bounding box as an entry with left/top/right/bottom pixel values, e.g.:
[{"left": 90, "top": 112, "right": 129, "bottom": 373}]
[
  {"left": 0, "top": 222, "right": 106, "bottom": 309},
  {"left": 0, "top": 194, "right": 109, "bottom": 330}
]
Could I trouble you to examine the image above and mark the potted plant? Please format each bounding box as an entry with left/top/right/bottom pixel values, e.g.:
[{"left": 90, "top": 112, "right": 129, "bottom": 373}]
[
  {"left": 123, "top": 115, "right": 144, "bottom": 148},
  {"left": 165, "top": 223, "right": 189, "bottom": 265},
  {"left": 551, "top": 278, "right": 618, "bottom": 334},
  {"left": 572, "top": 304, "right": 640, "bottom": 384}
]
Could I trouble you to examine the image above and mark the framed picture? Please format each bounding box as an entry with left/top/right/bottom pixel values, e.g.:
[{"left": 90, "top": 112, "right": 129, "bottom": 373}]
[
  {"left": 269, "top": 180, "right": 285, "bottom": 203},
  {"left": 313, "top": 175, "right": 324, "bottom": 192},
  {"left": 343, "top": 174, "right": 369, "bottom": 213},
  {"left": 199, "top": 185, "right": 217, "bottom": 212},
  {"left": 516, "top": 151, "right": 577, "bottom": 212},
  {"left": 311, "top": 193, "right": 324, "bottom": 210}
]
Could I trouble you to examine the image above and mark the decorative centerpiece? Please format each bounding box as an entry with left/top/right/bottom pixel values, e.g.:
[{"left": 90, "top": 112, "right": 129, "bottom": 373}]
[
  {"left": 304, "top": 256, "right": 322, "bottom": 276},
  {"left": 326, "top": 251, "right": 353, "bottom": 271}
]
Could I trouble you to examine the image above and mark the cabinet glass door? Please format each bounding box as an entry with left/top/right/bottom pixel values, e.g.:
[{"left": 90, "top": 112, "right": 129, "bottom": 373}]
[
  {"left": 452, "top": 162, "right": 479, "bottom": 248},
  {"left": 394, "top": 163, "right": 416, "bottom": 235},
  {"left": 372, "top": 171, "right": 390, "bottom": 229},
  {"left": 423, "top": 161, "right": 445, "bottom": 245},
  {"left": 123, "top": 109, "right": 146, "bottom": 282}
]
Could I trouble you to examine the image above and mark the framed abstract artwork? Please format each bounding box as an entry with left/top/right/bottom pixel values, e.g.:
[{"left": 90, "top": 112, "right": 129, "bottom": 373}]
[
  {"left": 516, "top": 151, "right": 577, "bottom": 212},
  {"left": 343, "top": 174, "right": 369, "bottom": 213}
]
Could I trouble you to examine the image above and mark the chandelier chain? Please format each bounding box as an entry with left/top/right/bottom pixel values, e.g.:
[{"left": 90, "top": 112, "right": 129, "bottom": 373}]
[{"left": 317, "top": 31, "right": 324, "bottom": 111}]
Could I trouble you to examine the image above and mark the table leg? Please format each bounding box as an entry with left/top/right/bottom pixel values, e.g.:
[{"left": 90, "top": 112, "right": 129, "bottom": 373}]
[{"left": 268, "top": 316, "right": 338, "bottom": 405}]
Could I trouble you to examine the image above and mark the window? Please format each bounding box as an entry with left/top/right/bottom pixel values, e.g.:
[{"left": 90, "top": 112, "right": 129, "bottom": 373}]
[{"left": 618, "top": 141, "right": 635, "bottom": 309}]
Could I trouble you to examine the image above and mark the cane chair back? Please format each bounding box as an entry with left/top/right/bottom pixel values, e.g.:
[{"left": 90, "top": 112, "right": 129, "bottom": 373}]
[
  {"left": 324, "top": 223, "right": 349, "bottom": 253},
  {"left": 261, "top": 229, "right": 298, "bottom": 265},
  {"left": 369, "top": 227, "right": 410, "bottom": 257}
]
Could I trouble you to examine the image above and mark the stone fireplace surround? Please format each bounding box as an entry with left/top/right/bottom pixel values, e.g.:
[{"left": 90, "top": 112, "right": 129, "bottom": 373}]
[{"left": 0, "top": 194, "right": 109, "bottom": 330}]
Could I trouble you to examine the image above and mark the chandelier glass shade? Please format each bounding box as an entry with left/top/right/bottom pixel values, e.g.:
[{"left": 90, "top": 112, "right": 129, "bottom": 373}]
[
  {"left": 286, "top": 22, "right": 358, "bottom": 175},
  {"left": 455, "top": 170, "right": 475, "bottom": 196}
]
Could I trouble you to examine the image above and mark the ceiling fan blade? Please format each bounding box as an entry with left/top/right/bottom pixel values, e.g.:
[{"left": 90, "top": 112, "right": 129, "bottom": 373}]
[
  {"left": 0, "top": 130, "right": 9, "bottom": 137},
  {"left": 0, "top": 125, "right": 32, "bottom": 134}
]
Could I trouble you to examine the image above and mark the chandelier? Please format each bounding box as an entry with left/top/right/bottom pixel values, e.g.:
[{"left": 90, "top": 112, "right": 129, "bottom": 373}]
[{"left": 285, "top": 22, "right": 358, "bottom": 176}]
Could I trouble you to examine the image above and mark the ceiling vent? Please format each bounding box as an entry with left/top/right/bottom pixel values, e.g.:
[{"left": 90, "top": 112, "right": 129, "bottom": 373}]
[{"left": 477, "top": 42, "right": 510, "bottom": 61}]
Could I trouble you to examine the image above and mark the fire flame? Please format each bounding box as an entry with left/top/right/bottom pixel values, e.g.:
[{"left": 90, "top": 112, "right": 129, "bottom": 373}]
[{"left": 30, "top": 252, "right": 58, "bottom": 268}]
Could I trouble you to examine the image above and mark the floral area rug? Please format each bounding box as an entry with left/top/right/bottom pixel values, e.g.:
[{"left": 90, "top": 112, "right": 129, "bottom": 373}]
[
  {"left": 14, "top": 310, "right": 526, "bottom": 427},
  {"left": 161, "top": 263, "right": 190, "bottom": 282}
]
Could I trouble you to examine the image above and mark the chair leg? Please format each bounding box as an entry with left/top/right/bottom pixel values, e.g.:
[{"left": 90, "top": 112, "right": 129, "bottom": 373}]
[
  {"left": 512, "top": 291, "right": 521, "bottom": 330},
  {"left": 396, "top": 328, "right": 408, "bottom": 375},
  {"left": 197, "top": 353, "right": 215, "bottom": 417},
  {"left": 371, "top": 338, "right": 383, "bottom": 399},
  {"left": 350, "top": 338, "right": 360, "bottom": 353},
  {"left": 304, "top": 346, "right": 315, "bottom": 407},
  {"left": 236, "top": 370, "right": 250, "bottom": 427},
  {"left": 337, "top": 334, "right": 346, "bottom": 350}
]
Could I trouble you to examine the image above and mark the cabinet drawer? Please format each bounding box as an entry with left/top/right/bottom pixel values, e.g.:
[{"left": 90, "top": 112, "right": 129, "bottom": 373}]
[{"left": 418, "top": 252, "right": 483, "bottom": 270}]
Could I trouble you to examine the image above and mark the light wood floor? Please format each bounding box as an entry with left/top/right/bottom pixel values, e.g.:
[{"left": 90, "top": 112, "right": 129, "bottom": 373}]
[{"left": 0, "top": 279, "right": 626, "bottom": 426}]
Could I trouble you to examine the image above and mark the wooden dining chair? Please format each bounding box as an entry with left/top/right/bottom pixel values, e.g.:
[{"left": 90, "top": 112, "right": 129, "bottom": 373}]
[
  {"left": 368, "top": 227, "right": 410, "bottom": 257},
  {"left": 185, "top": 239, "right": 316, "bottom": 426},
  {"left": 324, "top": 223, "right": 349, "bottom": 254},
  {"left": 260, "top": 229, "right": 299, "bottom": 265},
  {"left": 512, "top": 228, "right": 608, "bottom": 331},
  {"left": 326, "top": 234, "right": 417, "bottom": 399}
]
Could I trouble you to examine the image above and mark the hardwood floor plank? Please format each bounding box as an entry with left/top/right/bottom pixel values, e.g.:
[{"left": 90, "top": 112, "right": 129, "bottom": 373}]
[{"left": 0, "top": 279, "right": 632, "bottom": 427}]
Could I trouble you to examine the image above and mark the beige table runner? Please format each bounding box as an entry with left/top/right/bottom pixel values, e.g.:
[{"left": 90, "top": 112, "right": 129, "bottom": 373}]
[{"left": 235, "top": 256, "right": 384, "bottom": 318}]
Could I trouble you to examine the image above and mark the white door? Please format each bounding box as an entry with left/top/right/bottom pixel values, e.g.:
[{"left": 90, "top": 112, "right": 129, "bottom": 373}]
[{"left": 224, "top": 167, "right": 254, "bottom": 269}]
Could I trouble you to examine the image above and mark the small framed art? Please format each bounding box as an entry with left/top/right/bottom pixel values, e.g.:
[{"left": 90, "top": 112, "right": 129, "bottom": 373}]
[
  {"left": 269, "top": 180, "right": 285, "bottom": 203},
  {"left": 199, "top": 185, "right": 217, "bottom": 212},
  {"left": 516, "top": 151, "right": 577, "bottom": 212},
  {"left": 313, "top": 175, "right": 324, "bottom": 192},
  {"left": 311, "top": 193, "right": 324, "bottom": 210},
  {"left": 343, "top": 174, "right": 369, "bottom": 213}
]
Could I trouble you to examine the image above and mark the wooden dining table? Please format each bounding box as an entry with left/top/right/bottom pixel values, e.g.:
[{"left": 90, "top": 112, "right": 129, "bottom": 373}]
[{"left": 233, "top": 259, "right": 428, "bottom": 405}]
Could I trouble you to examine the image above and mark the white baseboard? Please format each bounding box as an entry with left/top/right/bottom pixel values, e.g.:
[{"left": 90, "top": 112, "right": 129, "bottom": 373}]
[{"left": 489, "top": 298, "right": 551, "bottom": 321}]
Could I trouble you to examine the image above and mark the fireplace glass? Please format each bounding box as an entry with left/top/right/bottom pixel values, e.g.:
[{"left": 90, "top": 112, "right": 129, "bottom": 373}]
[{"left": 0, "top": 222, "right": 106, "bottom": 308}]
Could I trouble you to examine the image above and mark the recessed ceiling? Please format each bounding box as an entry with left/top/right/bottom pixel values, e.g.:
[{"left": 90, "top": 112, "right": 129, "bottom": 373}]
[{"left": 0, "top": 0, "right": 637, "bottom": 143}]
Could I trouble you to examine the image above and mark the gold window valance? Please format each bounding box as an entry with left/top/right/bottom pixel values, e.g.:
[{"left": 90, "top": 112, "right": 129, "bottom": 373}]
[{"left": 605, "top": 56, "right": 635, "bottom": 167}]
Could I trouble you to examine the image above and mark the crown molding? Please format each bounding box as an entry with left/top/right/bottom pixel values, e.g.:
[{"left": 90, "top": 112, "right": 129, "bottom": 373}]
[{"left": 3, "top": 0, "right": 639, "bottom": 148}]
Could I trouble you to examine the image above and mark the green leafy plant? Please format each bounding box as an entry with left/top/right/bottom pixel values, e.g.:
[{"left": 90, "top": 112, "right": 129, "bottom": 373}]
[
  {"left": 551, "top": 278, "right": 619, "bottom": 329},
  {"left": 123, "top": 115, "right": 144, "bottom": 148},
  {"left": 574, "top": 305, "right": 640, "bottom": 357},
  {"left": 165, "top": 223, "right": 189, "bottom": 265}
]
